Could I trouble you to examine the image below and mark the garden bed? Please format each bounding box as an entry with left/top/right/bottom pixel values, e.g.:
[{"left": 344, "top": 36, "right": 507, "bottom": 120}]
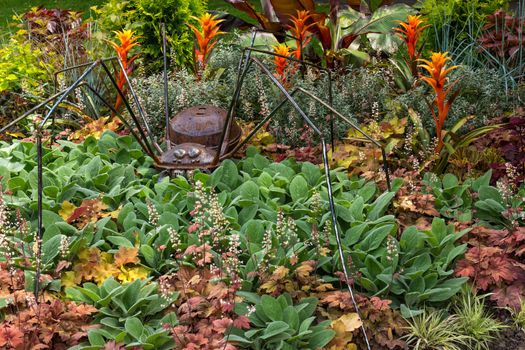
[{"left": 0, "top": 0, "right": 524, "bottom": 349}]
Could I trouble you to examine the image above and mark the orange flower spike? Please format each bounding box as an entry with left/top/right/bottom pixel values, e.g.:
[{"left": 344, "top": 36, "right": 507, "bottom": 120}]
[
  {"left": 108, "top": 29, "right": 140, "bottom": 112},
  {"left": 188, "top": 13, "right": 225, "bottom": 73},
  {"left": 418, "top": 52, "right": 459, "bottom": 153},
  {"left": 289, "top": 10, "right": 315, "bottom": 59},
  {"left": 272, "top": 44, "right": 291, "bottom": 77},
  {"left": 395, "top": 15, "right": 429, "bottom": 61},
  {"left": 108, "top": 29, "right": 140, "bottom": 64}
]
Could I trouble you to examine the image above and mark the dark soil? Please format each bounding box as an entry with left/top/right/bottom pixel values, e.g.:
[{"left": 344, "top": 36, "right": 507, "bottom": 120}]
[
  {"left": 489, "top": 307, "right": 525, "bottom": 350},
  {"left": 490, "top": 327, "right": 525, "bottom": 350}
]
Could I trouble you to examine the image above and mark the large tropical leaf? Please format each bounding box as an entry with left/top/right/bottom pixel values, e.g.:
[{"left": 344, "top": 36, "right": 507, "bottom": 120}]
[
  {"left": 223, "top": 0, "right": 280, "bottom": 31},
  {"left": 339, "top": 4, "right": 413, "bottom": 49},
  {"left": 269, "top": 0, "right": 316, "bottom": 26}
]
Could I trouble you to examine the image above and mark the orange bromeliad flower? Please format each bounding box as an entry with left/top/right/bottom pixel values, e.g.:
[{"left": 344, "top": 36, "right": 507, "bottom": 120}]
[
  {"left": 108, "top": 29, "right": 140, "bottom": 64},
  {"left": 419, "top": 52, "right": 459, "bottom": 153},
  {"left": 188, "top": 13, "right": 225, "bottom": 77},
  {"left": 108, "top": 29, "right": 140, "bottom": 111},
  {"left": 395, "top": 15, "right": 428, "bottom": 62},
  {"left": 288, "top": 10, "right": 315, "bottom": 59},
  {"left": 272, "top": 44, "right": 291, "bottom": 82}
]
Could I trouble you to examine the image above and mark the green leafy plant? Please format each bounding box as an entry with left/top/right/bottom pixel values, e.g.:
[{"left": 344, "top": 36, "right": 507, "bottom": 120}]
[
  {"left": 349, "top": 217, "right": 468, "bottom": 315},
  {"left": 67, "top": 278, "right": 177, "bottom": 349},
  {"left": 402, "top": 309, "right": 471, "bottom": 350},
  {"left": 506, "top": 298, "right": 525, "bottom": 332},
  {"left": 230, "top": 293, "right": 335, "bottom": 349},
  {"left": 454, "top": 288, "right": 507, "bottom": 350},
  {"left": 94, "top": 0, "right": 206, "bottom": 70},
  {"left": 421, "top": 172, "right": 475, "bottom": 219},
  {"left": 420, "top": 0, "right": 507, "bottom": 50},
  {"left": 0, "top": 36, "right": 49, "bottom": 94}
]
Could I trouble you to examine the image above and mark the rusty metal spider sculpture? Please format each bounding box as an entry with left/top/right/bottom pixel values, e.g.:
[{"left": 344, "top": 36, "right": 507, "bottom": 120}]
[{"left": 1, "top": 27, "right": 393, "bottom": 350}]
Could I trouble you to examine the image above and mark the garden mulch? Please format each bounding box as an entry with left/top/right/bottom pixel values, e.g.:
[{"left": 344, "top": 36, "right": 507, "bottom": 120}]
[{"left": 490, "top": 307, "right": 525, "bottom": 350}]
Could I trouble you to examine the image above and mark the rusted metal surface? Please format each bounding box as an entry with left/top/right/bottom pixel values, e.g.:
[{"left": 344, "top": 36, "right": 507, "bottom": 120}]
[
  {"left": 159, "top": 142, "right": 218, "bottom": 169},
  {"left": 168, "top": 105, "right": 241, "bottom": 152}
]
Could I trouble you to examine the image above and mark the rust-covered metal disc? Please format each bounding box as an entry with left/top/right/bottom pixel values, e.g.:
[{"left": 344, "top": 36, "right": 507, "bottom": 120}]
[{"left": 169, "top": 105, "right": 241, "bottom": 151}]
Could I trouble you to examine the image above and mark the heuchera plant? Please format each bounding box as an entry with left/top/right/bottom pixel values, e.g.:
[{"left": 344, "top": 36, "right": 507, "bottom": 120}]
[
  {"left": 455, "top": 225, "right": 525, "bottom": 310},
  {"left": 0, "top": 263, "right": 97, "bottom": 349}
]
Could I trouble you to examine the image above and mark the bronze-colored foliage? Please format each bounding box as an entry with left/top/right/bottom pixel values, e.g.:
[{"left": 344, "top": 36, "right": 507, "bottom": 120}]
[
  {"left": 319, "top": 291, "right": 408, "bottom": 350},
  {"left": 455, "top": 225, "right": 525, "bottom": 310},
  {"left": 0, "top": 263, "right": 97, "bottom": 350},
  {"left": 161, "top": 266, "right": 249, "bottom": 350}
]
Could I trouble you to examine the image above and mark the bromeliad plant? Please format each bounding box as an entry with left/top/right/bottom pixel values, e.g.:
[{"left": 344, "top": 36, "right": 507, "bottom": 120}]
[
  {"left": 288, "top": 10, "right": 315, "bottom": 60},
  {"left": 272, "top": 44, "right": 291, "bottom": 84},
  {"left": 419, "top": 52, "right": 460, "bottom": 153},
  {"left": 225, "top": 0, "right": 413, "bottom": 67},
  {"left": 395, "top": 15, "right": 429, "bottom": 63},
  {"left": 394, "top": 15, "right": 429, "bottom": 78},
  {"left": 188, "top": 13, "right": 225, "bottom": 79},
  {"left": 108, "top": 29, "right": 140, "bottom": 112}
]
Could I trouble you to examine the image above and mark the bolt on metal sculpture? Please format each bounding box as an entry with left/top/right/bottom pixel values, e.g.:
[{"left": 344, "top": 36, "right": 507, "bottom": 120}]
[{"left": 1, "top": 26, "right": 394, "bottom": 350}]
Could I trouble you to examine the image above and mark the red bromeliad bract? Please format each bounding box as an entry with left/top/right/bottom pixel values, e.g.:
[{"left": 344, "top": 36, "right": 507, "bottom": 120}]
[
  {"left": 188, "top": 13, "right": 225, "bottom": 78},
  {"left": 418, "top": 52, "right": 459, "bottom": 153},
  {"left": 395, "top": 15, "right": 428, "bottom": 62},
  {"left": 288, "top": 10, "right": 315, "bottom": 60},
  {"left": 108, "top": 29, "right": 140, "bottom": 112}
]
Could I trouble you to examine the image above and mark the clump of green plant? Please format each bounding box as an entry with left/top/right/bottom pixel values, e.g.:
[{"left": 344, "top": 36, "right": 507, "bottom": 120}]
[
  {"left": 402, "top": 309, "right": 471, "bottom": 350},
  {"left": 454, "top": 288, "right": 507, "bottom": 350},
  {"left": 94, "top": 0, "right": 206, "bottom": 70},
  {"left": 0, "top": 36, "right": 49, "bottom": 94},
  {"left": 506, "top": 299, "right": 525, "bottom": 332},
  {"left": 230, "top": 293, "right": 335, "bottom": 349},
  {"left": 420, "top": 0, "right": 507, "bottom": 51},
  {"left": 67, "top": 278, "right": 178, "bottom": 349}
]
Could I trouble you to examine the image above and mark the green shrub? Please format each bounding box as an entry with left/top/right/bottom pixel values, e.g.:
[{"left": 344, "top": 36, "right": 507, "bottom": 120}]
[
  {"left": 0, "top": 37, "right": 49, "bottom": 94},
  {"left": 419, "top": 0, "right": 508, "bottom": 52},
  {"left": 67, "top": 278, "right": 178, "bottom": 349},
  {"left": 94, "top": 0, "right": 206, "bottom": 70},
  {"left": 230, "top": 293, "right": 335, "bottom": 349}
]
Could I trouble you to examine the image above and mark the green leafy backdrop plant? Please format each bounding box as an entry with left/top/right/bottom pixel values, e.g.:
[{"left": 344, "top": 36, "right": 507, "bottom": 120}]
[{"left": 94, "top": 0, "right": 206, "bottom": 70}]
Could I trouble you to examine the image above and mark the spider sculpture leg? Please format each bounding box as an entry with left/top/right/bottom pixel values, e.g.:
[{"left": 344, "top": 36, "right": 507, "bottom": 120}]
[
  {"left": 4, "top": 58, "right": 160, "bottom": 299},
  {"left": 222, "top": 53, "right": 374, "bottom": 350}
]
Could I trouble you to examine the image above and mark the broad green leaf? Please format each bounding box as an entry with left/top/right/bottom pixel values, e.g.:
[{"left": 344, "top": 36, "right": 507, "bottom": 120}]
[
  {"left": 261, "top": 295, "right": 283, "bottom": 321},
  {"left": 125, "top": 317, "right": 144, "bottom": 340},
  {"left": 289, "top": 175, "right": 308, "bottom": 202},
  {"left": 307, "top": 329, "right": 336, "bottom": 349},
  {"left": 260, "top": 321, "right": 290, "bottom": 340}
]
